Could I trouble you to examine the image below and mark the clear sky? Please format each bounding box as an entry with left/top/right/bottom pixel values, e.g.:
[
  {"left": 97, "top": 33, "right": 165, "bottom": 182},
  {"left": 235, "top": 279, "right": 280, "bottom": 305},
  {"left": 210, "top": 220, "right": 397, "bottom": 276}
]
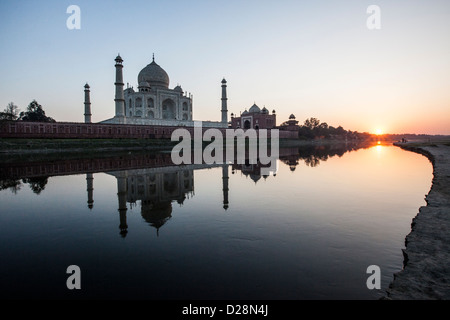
[{"left": 0, "top": 0, "right": 449, "bottom": 135}]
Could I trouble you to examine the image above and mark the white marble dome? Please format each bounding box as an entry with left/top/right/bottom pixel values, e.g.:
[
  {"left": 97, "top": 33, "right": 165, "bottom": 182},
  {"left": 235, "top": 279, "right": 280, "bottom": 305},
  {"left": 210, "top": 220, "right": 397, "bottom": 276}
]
[{"left": 138, "top": 59, "right": 170, "bottom": 89}]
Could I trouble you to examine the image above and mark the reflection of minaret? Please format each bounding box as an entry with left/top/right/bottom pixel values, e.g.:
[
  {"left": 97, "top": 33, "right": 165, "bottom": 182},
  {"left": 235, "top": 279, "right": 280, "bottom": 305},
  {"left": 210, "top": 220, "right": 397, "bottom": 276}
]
[
  {"left": 222, "top": 164, "right": 229, "bottom": 210},
  {"left": 86, "top": 173, "right": 94, "bottom": 210},
  {"left": 117, "top": 174, "right": 128, "bottom": 237}
]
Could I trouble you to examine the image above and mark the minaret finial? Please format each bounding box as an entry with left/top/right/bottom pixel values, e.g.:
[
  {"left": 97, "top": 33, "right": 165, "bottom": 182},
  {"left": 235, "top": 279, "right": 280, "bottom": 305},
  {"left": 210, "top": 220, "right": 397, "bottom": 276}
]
[{"left": 152, "top": 53, "right": 155, "bottom": 62}]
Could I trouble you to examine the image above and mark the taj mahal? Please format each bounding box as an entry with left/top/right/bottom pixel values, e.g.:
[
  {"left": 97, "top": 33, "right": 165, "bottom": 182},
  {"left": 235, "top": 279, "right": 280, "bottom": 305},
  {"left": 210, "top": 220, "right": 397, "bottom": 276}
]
[
  {"left": 97, "top": 54, "right": 229, "bottom": 128},
  {"left": 0, "top": 54, "right": 300, "bottom": 140}
]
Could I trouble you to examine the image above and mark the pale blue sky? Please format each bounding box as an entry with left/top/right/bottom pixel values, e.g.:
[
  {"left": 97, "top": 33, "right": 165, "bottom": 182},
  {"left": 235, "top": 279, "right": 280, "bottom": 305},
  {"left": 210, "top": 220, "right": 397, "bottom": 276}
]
[{"left": 1, "top": 0, "right": 449, "bottom": 134}]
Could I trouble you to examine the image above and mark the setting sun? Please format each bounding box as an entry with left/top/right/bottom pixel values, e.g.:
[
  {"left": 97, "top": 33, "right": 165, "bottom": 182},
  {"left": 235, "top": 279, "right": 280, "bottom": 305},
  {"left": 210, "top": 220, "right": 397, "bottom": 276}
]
[{"left": 375, "top": 129, "right": 383, "bottom": 135}]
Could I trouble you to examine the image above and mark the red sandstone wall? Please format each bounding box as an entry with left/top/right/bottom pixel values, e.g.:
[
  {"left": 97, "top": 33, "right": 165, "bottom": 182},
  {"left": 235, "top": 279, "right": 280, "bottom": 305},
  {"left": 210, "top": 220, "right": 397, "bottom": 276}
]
[{"left": 0, "top": 121, "right": 298, "bottom": 139}]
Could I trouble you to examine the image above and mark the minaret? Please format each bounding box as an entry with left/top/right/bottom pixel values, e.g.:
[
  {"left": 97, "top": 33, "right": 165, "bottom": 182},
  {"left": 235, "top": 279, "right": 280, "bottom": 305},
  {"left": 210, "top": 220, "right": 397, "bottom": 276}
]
[
  {"left": 221, "top": 78, "right": 228, "bottom": 124},
  {"left": 114, "top": 54, "right": 125, "bottom": 119},
  {"left": 84, "top": 83, "right": 92, "bottom": 123},
  {"left": 222, "top": 164, "right": 229, "bottom": 210},
  {"left": 86, "top": 173, "right": 94, "bottom": 209},
  {"left": 116, "top": 174, "right": 128, "bottom": 237}
]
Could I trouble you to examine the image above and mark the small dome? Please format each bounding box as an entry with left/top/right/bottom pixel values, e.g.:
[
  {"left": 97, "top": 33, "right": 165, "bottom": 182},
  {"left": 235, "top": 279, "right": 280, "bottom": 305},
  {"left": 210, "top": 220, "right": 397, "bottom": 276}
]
[
  {"left": 242, "top": 109, "right": 249, "bottom": 115},
  {"left": 138, "top": 58, "right": 170, "bottom": 89},
  {"left": 289, "top": 114, "right": 296, "bottom": 119},
  {"left": 174, "top": 85, "right": 183, "bottom": 92},
  {"left": 138, "top": 81, "right": 150, "bottom": 88},
  {"left": 250, "top": 174, "right": 261, "bottom": 183},
  {"left": 84, "top": 83, "right": 90, "bottom": 89},
  {"left": 261, "top": 107, "right": 268, "bottom": 114},
  {"left": 249, "top": 104, "right": 260, "bottom": 113}
]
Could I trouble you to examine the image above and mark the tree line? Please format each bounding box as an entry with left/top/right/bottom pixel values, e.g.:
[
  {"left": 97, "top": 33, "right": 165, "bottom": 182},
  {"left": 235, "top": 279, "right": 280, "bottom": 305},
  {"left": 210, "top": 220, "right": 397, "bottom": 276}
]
[
  {"left": 296, "top": 117, "right": 375, "bottom": 141},
  {"left": 0, "top": 177, "right": 49, "bottom": 195},
  {"left": 0, "top": 100, "right": 55, "bottom": 123}
]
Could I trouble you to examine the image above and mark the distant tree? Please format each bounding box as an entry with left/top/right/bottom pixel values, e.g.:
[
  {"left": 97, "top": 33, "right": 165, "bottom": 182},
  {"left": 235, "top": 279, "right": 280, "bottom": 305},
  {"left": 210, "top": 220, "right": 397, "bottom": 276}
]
[
  {"left": 0, "top": 102, "right": 20, "bottom": 121},
  {"left": 299, "top": 118, "right": 334, "bottom": 139},
  {"left": 314, "top": 122, "right": 330, "bottom": 138},
  {"left": 22, "top": 177, "right": 49, "bottom": 195},
  {"left": 304, "top": 155, "right": 320, "bottom": 167},
  {"left": 304, "top": 117, "right": 321, "bottom": 130},
  {"left": 296, "top": 117, "right": 376, "bottom": 141},
  {"left": 335, "top": 126, "right": 346, "bottom": 136},
  {"left": 19, "top": 100, "right": 55, "bottom": 122},
  {"left": 298, "top": 125, "right": 314, "bottom": 139},
  {"left": 328, "top": 125, "right": 336, "bottom": 135},
  {"left": 0, "top": 179, "right": 23, "bottom": 194},
  {"left": 298, "top": 117, "right": 319, "bottom": 139}
]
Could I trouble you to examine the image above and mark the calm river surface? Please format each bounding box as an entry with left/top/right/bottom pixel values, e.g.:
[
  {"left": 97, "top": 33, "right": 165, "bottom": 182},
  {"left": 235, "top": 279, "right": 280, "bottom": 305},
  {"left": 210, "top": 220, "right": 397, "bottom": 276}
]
[{"left": 0, "top": 143, "right": 432, "bottom": 299}]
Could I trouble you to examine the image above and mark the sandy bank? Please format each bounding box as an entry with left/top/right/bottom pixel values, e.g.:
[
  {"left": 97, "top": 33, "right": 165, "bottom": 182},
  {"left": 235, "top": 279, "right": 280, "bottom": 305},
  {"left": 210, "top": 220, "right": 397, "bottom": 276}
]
[{"left": 386, "top": 142, "right": 450, "bottom": 299}]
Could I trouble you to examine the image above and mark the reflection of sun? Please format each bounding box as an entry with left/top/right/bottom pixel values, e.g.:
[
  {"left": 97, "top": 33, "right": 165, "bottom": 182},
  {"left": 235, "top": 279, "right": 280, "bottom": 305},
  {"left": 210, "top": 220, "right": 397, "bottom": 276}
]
[{"left": 375, "top": 129, "right": 383, "bottom": 135}]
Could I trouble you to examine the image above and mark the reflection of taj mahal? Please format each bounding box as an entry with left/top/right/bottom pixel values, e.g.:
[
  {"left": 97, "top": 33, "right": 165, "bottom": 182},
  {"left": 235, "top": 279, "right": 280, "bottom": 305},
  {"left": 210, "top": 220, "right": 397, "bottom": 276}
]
[
  {"left": 82, "top": 157, "right": 284, "bottom": 237},
  {"left": 108, "top": 167, "right": 196, "bottom": 237},
  {"left": 76, "top": 149, "right": 326, "bottom": 239},
  {"left": 100, "top": 164, "right": 230, "bottom": 237}
]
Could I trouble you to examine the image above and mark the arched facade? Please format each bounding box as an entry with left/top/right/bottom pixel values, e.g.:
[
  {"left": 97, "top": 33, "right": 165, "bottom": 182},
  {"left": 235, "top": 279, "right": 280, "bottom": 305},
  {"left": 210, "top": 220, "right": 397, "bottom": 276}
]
[
  {"left": 122, "top": 57, "right": 193, "bottom": 123},
  {"left": 231, "top": 104, "right": 277, "bottom": 130},
  {"left": 100, "top": 54, "right": 228, "bottom": 129}
]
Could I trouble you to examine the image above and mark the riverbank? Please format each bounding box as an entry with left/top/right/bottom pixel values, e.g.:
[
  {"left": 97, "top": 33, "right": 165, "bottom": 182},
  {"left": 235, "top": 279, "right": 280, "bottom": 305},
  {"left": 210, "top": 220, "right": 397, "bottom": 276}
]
[
  {"left": 0, "top": 137, "right": 377, "bottom": 153},
  {"left": 0, "top": 138, "right": 178, "bottom": 154},
  {"left": 386, "top": 141, "right": 450, "bottom": 299}
]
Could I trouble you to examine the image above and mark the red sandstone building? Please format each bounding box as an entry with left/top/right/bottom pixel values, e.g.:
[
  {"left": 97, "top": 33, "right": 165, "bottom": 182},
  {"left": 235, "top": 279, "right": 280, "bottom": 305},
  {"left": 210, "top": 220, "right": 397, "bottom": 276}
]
[
  {"left": 230, "top": 103, "right": 300, "bottom": 134},
  {"left": 230, "top": 104, "right": 276, "bottom": 130}
]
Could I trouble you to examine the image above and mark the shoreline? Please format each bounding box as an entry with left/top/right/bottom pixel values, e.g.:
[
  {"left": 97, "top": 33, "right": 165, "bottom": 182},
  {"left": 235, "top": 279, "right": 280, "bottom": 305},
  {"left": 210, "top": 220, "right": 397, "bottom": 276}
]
[
  {"left": 386, "top": 141, "right": 450, "bottom": 299},
  {"left": 0, "top": 138, "right": 178, "bottom": 154},
  {"left": 0, "top": 138, "right": 375, "bottom": 166},
  {"left": 0, "top": 137, "right": 377, "bottom": 167},
  {"left": 0, "top": 137, "right": 378, "bottom": 153}
]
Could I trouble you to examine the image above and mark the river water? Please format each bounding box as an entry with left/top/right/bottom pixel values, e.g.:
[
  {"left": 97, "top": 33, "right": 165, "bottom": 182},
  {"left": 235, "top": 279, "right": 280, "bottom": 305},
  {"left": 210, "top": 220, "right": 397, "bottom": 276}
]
[{"left": 0, "top": 142, "right": 432, "bottom": 299}]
